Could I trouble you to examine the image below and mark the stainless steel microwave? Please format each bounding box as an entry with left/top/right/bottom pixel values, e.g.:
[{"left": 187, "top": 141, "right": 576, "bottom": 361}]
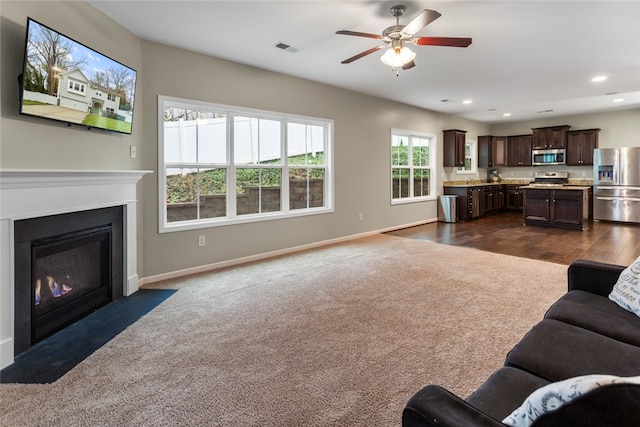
[{"left": 532, "top": 149, "right": 566, "bottom": 166}]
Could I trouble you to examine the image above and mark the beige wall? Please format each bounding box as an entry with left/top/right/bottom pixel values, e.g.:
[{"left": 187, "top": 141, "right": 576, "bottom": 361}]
[
  {"left": 1, "top": 1, "right": 147, "bottom": 274},
  {"left": 2, "top": 1, "right": 637, "bottom": 281},
  {"left": 1, "top": 1, "right": 144, "bottom": 169},
  {"left": 139, "top": 40, "right": 489, "bottom": 278},
  {"left": 0, "top": 1, "right": 489, "bottom": 280}
]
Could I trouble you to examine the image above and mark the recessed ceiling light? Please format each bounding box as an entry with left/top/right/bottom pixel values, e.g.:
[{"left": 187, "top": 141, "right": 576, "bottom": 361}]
[
  {"left": 613, "top": 98, "right": 625, "bottom": 103},
  {"left": 503, "top": 113, "right": 511, "bottom": 117},
  {"left": 591, "top": 75, "right": 607, "bottom": 82},
  {"left": 462, "top": 99, "right": 472, "bottom": 104}
]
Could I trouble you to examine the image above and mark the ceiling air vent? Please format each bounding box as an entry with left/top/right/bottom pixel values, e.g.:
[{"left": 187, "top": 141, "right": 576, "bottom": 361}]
[{"left": 274, "top": 42, "right": 300, "bottom": 53}]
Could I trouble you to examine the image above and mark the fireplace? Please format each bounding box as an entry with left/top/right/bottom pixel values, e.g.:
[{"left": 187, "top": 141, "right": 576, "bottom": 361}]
[
  {"left": 13, "top": 207, "right": 124, "bottom": 355},
  {"left": 0, "top": 169, "right": 150, "bottom": 369}
]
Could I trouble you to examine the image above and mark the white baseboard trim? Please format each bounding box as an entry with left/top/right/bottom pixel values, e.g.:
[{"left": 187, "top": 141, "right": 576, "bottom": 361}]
[
  {"left": 139, "top": 218, "right": 436, "bottom": 286},
  {"left": 126, "top": 274, "right": 139, "bottom": 296},
  {"left": 0, "top": 337, "right": 14, "bottom": 370}
]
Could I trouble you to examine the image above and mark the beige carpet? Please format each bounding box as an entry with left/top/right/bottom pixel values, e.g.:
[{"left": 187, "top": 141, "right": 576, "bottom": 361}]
[{"left": 0, "top": 235, "right": 568, "bottom": 426}]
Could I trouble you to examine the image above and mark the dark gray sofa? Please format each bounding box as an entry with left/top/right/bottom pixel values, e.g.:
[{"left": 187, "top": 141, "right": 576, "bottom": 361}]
[{"left": 403, "top": 259, "right": 640, "bottom": 427}]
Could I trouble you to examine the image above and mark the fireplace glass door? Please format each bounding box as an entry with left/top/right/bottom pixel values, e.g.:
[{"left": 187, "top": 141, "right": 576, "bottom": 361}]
[
  {"left": 14, "top": 206, "right": 124, "bottom": 356},
  {"left": 31, "top": 227, "right": 112, "bottom": 344}
]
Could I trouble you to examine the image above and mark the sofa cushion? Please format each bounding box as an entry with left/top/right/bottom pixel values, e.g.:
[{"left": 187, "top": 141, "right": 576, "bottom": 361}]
[
  {"left": 544, "top": 290, "right": 640, "bottom": 346},
  {"left": 608, "top": 255, "right": 640, "bottom": 317},
  {"left": 502, "top": 374, "right": 640, "bottom": 427},
  {"left": 466, "top": 367, "right": 549, "bottom": 422},
  {"left": 567, "top": 260, "right": 625, "bottom": 296},
  {"left": 403, "top": 385, "right": 507, "bottom": 427},
  {"left": 505, "top": 319, "right": 640, "bottom": 382}
]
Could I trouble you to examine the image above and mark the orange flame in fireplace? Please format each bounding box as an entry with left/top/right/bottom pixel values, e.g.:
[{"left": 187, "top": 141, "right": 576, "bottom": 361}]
[{"left": 35, "top": 275, "right": 73, "bottom": 305}]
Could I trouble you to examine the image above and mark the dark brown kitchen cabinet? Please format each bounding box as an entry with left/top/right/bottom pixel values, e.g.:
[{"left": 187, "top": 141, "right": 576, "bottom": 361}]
[
  {"left": 531, "top": 125, "right": 570, "bottom": 149},
  {"left": 553, "top": 190, "right": 587, "bottom": 228},
  {"left": 478, "top": 136, "right": 492, "bottom": 167},
  {"left": 523, "top": 189, "right": 551, "bottom": 222},
  {"left": 478, "top": 135, "right": 508, "bottom": 167},
  {"left": 443, "top": 129, "right": 467, "bottom": 167},
  {"left": 444, "top": 186, "right": 482, "bottom": 221},
  {"left": 508, "top": 135, "right": 532, "bottom": 166},
  {"left": 567, "top": 129, "right": 600, "bottom": 165},
  {"left": 483, "top": 185, "right": 504, "bottom": 214},
  {"left": 523, "top": 188, "right": 588, "bottom": 230},
  {"left": 505, "top": 185, "right": 524, "bottom": 211},
  {"left": 497, "top": 186, "right": 505, "bottom": 210}
]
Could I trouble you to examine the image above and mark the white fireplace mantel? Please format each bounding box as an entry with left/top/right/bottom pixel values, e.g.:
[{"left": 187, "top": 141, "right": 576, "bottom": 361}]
[{"left": 0, "top": 169, "right": 151, "bottom": 369}]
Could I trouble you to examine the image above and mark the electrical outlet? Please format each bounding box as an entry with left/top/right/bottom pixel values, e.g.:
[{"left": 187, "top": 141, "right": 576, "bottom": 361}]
[
  {"left": 358, "top": 213, "right": 363, "bottom": 221},
  {"left": 198, "top": 235, "right": 206, "bottom": 247},
  {"left": 582, "top": 171, "right": 587, "bottom": 177}
]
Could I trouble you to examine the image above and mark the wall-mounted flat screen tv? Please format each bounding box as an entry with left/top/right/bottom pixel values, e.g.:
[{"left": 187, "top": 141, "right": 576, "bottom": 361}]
[{"left": 19, "top": 18, "right": 137, "bottom": 135}]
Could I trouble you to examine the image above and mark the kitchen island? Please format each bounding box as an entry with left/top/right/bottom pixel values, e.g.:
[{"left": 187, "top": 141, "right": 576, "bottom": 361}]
[{"left": 521, "top": 185, "right": 590, "bottom": 231}]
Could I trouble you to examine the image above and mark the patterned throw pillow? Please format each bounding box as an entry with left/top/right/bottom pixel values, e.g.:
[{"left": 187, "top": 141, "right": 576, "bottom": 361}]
[
  {"left": 503, "top": 374, "right": 640, "bottom": 427},
  {"left": 608, "top": 255, "right": 640, "bottom": 317}
]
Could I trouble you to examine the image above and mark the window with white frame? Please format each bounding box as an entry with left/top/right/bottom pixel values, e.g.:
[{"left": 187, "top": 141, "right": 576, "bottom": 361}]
[
  {"left": 158, "top": 96, "right": 333, "bottom": 232},
  {"left": 68, "top": 79, "right": 86, "bottom": 95},
  {"left": 391, "top": 129, "right": 436, "bottom": 203},
  {"left": 456, "top": 140, "right": 477, "bottom": 174}
]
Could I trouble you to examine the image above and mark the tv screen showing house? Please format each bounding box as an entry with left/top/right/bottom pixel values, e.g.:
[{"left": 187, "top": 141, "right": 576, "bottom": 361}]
[{"left": 19, "top": 18, "right": 137, "bottom": 135}]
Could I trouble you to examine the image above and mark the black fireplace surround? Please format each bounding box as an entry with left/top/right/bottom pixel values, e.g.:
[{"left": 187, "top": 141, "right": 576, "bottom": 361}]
[{"left": 13, "top": 206, "right": 124, "bottom": 356}]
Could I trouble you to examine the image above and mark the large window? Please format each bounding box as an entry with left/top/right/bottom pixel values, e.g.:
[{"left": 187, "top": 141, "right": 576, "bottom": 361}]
[
  {"left": 391, "top": 129, "right": 436, "bottom": 203},
  {"left": 159, "top": 96, "right": 333, "bottom": 232}
]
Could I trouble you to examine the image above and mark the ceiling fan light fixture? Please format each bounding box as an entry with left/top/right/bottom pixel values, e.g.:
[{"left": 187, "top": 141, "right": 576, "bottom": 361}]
[{"left": 380, "top": 46, "right": 416, "bottom": 68}]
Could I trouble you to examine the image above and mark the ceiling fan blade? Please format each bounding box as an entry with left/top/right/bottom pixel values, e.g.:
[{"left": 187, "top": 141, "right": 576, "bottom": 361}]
[
  {"left": 341, "top": 46, "right": 384, "bottom": 64},
  {"left": 336, "top": 30, "right": 383, "bottom": 40},
  {"left": 413, "top": 37, "right": 472, "bottom": 47},
  {"left": 402, "top": 60, "right": 416, "bottom": 70},
  {"left": 403, "top": 9, "right": 441, "bottom": 35}
]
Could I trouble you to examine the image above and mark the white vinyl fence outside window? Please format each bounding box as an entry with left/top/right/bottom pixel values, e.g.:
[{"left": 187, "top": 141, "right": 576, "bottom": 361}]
[{"left": 158, "top": 95, "right": 333, "bottom": 232}]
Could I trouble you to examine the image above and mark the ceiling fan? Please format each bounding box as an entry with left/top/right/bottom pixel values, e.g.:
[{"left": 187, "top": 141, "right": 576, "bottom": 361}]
[{"left": 336, "top": 5, "right": 472, "bottom": 74}]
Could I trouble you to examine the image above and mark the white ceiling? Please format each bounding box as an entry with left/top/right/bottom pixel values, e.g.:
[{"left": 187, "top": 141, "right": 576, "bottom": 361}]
[{"left": 88, "top": 0, "right": 640, "bottom": 124}]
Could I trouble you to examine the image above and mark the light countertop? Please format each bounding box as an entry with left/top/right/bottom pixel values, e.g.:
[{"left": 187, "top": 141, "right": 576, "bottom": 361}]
[
  {"left": 444, "top": 179, "right": 593, "bottom": 188},
  {"left": 520, "top": 185, "right": 591, "bottom": 190}
]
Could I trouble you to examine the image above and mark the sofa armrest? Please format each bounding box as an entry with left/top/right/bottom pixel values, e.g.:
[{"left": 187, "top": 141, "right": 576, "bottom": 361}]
[
  {"left": 567, "top": 259, "right": 625, "bottom": 296},
  {"left": 403, "top": 385, "right": 505, "bottom": 427}
]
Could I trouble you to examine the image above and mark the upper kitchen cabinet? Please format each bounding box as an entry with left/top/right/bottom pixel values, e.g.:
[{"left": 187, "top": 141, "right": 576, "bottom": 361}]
[
  {"left": 567, "top": 129, "right": 600, "bottom": 165},
  {"left": 508, "top": 135, "right": 533, "bottom": 167},
  {"left": 478, "top": 135, "right": 508, "bottom": 168},
  {"left": 443, "top": 129, "right": 467, "bottom": 167},
  {"left": 531, "top": 125, "right": 570, "bottom": 149}
]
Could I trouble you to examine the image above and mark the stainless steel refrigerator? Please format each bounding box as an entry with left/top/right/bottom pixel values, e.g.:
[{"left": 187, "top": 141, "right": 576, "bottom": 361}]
[{"left": 593, "top": 147, "right": 640, "bottom": 224}]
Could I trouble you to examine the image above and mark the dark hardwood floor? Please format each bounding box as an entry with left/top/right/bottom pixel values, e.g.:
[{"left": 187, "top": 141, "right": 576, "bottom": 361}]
[{"left": 386, "top": 211, "right": 640, "bottom": 266}]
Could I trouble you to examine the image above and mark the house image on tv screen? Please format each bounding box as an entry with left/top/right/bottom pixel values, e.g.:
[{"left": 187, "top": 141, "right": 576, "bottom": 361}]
[
  {"left": 20, "top": 19, "right": 136, "bottom": 134},
  {"left": 21, "top": 66, "right": 133, "bottom": 133},
  {"left": 58, "top": 69, "right": 121, "bottom": 116}
]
